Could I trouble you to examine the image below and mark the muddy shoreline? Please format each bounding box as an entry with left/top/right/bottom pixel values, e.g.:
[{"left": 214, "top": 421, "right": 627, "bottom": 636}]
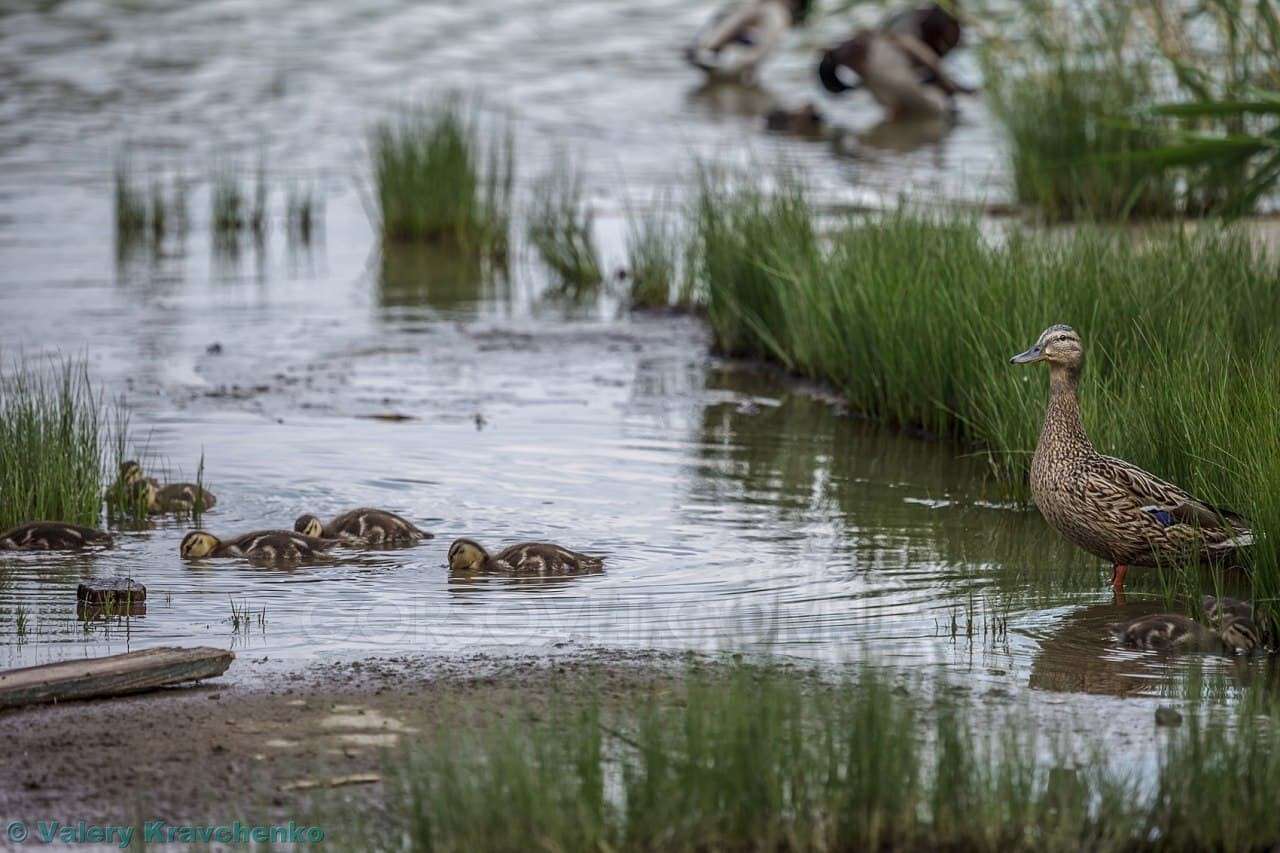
[{"left": 1, "top": 648, "right": 714, "bottom": 828}]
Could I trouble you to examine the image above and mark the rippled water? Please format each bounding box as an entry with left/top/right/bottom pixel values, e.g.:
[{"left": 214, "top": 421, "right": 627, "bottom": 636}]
[{"left": 0, "top": 0, "right": 1271, "bottom": 718}]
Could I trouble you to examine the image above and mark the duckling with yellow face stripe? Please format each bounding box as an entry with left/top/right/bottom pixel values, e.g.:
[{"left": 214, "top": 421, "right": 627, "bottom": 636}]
[
  {"left": 294, "top": 509, "right": 432, "bottom": 546},
  {"left": 448, "top": 538, "right": 603, "bottom": 575},
  {"left": 1112, "top": 612, "right": 1260, "bottom": 655},
  {"left": 120, "top": 460, "right": 218, "bottom": 514},
  {"left": 0, "top": 522, "right": 113, "bottom": 551},
  {"left": 180, "top": 529, "right": 337, "bottom": 563}
]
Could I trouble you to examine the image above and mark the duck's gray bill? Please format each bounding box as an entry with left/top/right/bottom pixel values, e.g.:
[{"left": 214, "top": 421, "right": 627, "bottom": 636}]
[{"left": 1009, "top": 346, "right": 1041, "bottom": 364}]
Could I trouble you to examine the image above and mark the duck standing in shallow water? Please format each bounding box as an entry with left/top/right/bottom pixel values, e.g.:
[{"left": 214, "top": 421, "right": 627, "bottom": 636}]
[
  {"left": 1011, "top": 325, "right": 1254, "bottom": 593},
  {"left": 294, "top": 509, "right": 432, "bottom": 546},
  {"left": 0, "top": 522, "right": 113, "bottom": 551},
  {"left": 448, "top": 538, "right": 603, "bottom": 575},
  {"left": 818, "top": 2, "right": 972, "bottom": 120},
  {"left": 180, "top": 529, "right": 337, "bottom": 563},
  {"left": 686, "top": 0, "right": 813, "bottom": 81},
  {"left": 1112, "top": 612, "right": 1259, "bottom": 654}
]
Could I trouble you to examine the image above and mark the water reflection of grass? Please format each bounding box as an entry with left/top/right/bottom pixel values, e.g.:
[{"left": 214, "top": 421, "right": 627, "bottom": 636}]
[
  {"left": 348, "top": 660, "right": 1280, "bottom": 851},
  {"left": 528, "top": 159, "right": 603, "bottom": 296},
  {"left": 695, "top": 175, "right": 1280, "bottom": 626}
]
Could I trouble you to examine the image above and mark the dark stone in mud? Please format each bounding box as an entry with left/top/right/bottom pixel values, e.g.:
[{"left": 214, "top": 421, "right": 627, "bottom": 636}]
[
  {"left": 1155, "top": 706, "right": 1183, "bottom": 727},
  {"left": 77, "top": 577, "right": 147, "bottom": 616}
]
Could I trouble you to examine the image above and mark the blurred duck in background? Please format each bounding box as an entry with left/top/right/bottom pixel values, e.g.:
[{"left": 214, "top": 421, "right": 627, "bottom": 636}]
[
  {"left": 818, "top": 2, "right": 973, "bottom": 120},
  {"left": 686, "top": 0, "right": 814, "bottom": 81}
]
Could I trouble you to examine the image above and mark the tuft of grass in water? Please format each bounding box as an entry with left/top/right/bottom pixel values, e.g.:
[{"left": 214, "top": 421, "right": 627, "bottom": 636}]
[
  {"left": 696, "top": 171, "right": 1280, "bottom": 627},
  {"left": 985, "top": 61, "right": 1180, "bottom": 221},
  {"left": 114, "top": 160, "right": 188, "bottom": 252},
  {"left": 370, "top": 99, "right": 513, "bottom": 254},
  {"left": 527, "top": 160, "right": 602, "bottom": 296},
  {"left": 114, "top": 160, "right": 149, "bottom": 246},
  {"left": 211, "top": 170, "right": 246, "bottom": 240},
  {"left": 228, "top": 597, "right": 266, "bottom": 634},
  {"left": 353, "top": 662, "right": 1280, "bottom": 851},
  {"left": 625, "top": 207, "right": 683, "bottom": 309},
  {"left": 0, "top": 358, "right": 118, "bottom": 531},
  {"left": 286, "top": 183, "right": 320, "bottom": 244}
]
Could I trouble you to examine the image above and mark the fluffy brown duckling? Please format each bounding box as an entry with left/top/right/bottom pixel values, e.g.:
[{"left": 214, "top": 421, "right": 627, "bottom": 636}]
[
  {"left": 447, "top": 538, "right": 603, "bottom": 575},
  {"left": 120, "top": 460, "right": 218, "bottom": 514},
  {"left": 1203, "top": 594, "right": 1253, "bottom": 622},
  {"left": 294, "top": 509, "right": 433, "bottom": 546},
  {"left": 180, "top": 529, "right": 337, "bottom": 562},
  {"left": 1112, "top": 612, "right": 1260, "bottom": 655},
  {"left": 0, "top": 522, "right": 113, "bottom": 551}
]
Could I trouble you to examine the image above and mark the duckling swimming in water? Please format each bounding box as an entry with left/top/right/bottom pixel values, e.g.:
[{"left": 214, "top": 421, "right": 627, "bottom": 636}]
[
  {"left": 294, "top": 509, "right": 432, "bottom": 546},
  {"left": 687, "top": 0, "right": 813, "bottom": 81},
  {"left": 447, "top": 538, "right": 603, "bottom": 575},
  {"left": 0, "top": 522, "right": 113, "bottom": 551},
  {"left": 119, "top": 460, "right": 218, "bottom": 514},
  {"left": 1112, "top": 612, "right": 1259, "bottom": 654},
  {"left": 180, "top": 529, "right": 337, "bottom": 562}
]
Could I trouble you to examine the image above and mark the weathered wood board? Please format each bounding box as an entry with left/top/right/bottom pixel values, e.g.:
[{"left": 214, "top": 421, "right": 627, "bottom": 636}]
[{"left": 0, "top": 646, "right": 234, "bottom": 710}]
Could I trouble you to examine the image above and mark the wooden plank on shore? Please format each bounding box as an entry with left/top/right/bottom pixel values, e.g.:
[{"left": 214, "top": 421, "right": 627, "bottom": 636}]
[{"left": 0, "top": 646, "right": 234, "bottom": 710}]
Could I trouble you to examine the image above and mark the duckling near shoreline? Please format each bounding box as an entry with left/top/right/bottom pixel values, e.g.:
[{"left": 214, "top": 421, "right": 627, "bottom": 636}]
[
  {"left": 1112, "top": 612, "right": 1260, "bottom": 655},
  {"left": 448, "top": 538, "right": 603, "bottom": 575},
  {"left": 0, "top": 522, "right": 113, "bottom": 551},
  {"left": 180, "top": 529, "right": 337, "bottom": 562},
  {"left": 294, "top": 509, "right": 432, "bottom": 546},
  {"left": 1010, "top": 325, "right": 1254, "bottom": 593},
  {"left": 119, "top": 460, "right": 218, "bottom": 514}
]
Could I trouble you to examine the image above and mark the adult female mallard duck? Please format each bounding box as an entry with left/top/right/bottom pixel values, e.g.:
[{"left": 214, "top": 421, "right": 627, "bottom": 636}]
[
  {"left": 294, "top": 509, "right": 432, "bottom": 546},
  {"left": 686, "top": 0, "right": 813, "bottom": 80},
  {"left": 1011, "top": 325, "right": 1254, "bottom": 592},
  {"left": 180, "top": 529, "right": 337, "bottom": 562},
  {"left": 0, "top": 522, "right": 113, "bottom": 551},
  {"left": 1112, "top": 612, "right": 1259, "bottom": 654},
  {"left": 818, "top": 2, "right": 973, "bottom": 120},
  {"left": 119, "top": 460, "right": 218, "bottom": 514},
  {"left": 447, "top": 538, "right": 603, "bottom": 575}
]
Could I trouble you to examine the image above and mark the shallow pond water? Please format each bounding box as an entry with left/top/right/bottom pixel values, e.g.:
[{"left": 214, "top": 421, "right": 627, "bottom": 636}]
[{"left": 0, "top": 0, "right": 1272, "bottom": 727}]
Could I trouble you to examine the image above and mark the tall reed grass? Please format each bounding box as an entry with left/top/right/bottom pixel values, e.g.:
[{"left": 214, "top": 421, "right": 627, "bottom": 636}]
[
  {"left": 695, "top": 174, "right": 1280, "bottom": 622},
  {"left": 371, "top": 100, "right": 513, "bottom": 253},
  {"left": 528, "top": 161, "right": 602, "bottom": 295},
  {"left": 0, "top": 359, "right": 114, "bottom": 531},
  {"left": 360, "top": 662, "right": 1280, "bottom": 852}
]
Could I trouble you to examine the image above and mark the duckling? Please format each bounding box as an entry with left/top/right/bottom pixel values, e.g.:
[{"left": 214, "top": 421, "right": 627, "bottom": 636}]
[
  {"left": 0, "top": 521, "right": 113, "bottom": 551},
  {"left": 447, "top": 538, "right": 603, "bottom": 575},
  {"left": 180, "top": 529, "right": 337, "bottom": 562},
  {"left": 1202, "top": 594, "right": 1253, "bottom": 623},
  {"left": 119, "top": 460, "right": 218, "bottom": 514},
  {"left": 1112, "top": 613, "right": 1257, "bottom": 654},
  {"left": 818, "top": 3, "right": 972, "bottom": 120},
  {"left": 1011, "top": 326, "right": 1254, "bottom": 593},
  {"left": 686, "top": 0, "right": 813, "bottom": 81},
  {"left": 294, "top": 509, "right": 432, "bottom": 546}
]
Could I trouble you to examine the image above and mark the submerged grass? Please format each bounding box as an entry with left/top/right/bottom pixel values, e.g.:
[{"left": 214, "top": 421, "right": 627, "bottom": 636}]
[
  {"left": 528, "top": 160, "right": 602, "bottom": 296},
  {"left": 356, "top": 662, "right": 1280, "bottom": 852},
  {"left": 371, "top": 99, "right": 513, "bottom": 253},
  {"left": 0, "top": 359, "right": 113, "bottom": 531},
  {"left": 695, "top": 173, "right": 1280, "bottom": 623},
  {"left": 625, "top": 206, "right": 683, "bottom": 309}
]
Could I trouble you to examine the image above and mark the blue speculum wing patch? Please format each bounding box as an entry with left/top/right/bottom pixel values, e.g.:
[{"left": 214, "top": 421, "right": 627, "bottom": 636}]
[{"left": 1146, "top": 508, "right": 1176, "bottom": 527}]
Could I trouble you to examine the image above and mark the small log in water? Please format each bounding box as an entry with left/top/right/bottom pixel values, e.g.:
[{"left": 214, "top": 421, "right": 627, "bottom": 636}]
[
  {"left": 77, "top": 576, "right": 146, "bottom": 606},
  {"left": 0, "top": 646, "right": 234, "bottom": 709}
]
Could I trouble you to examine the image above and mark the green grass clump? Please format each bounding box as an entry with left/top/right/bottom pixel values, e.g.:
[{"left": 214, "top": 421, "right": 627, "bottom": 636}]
[
  {"left": 0, "top": 359, "right": 113, "bottom": 531},
  {"left": 114, "top": 161, "right": 188, "bottom": 251},
  {"left": 625, "top": 208, "right": 683, "bottom": 309},
  {"left": 361, "top": 662, "right": 1280, "bottom": 851},
  {"left": 371, "top": 100, "right": 513, "bottom": 253},
  {"left": 528, "top": 161, "right": 602, "bottom": 296},
  {"left": 986, "top": 62, "right": 1180, "bottom": 221},
  {"left": 697, "top": 173, "right": 1280, "bottom": 623}
]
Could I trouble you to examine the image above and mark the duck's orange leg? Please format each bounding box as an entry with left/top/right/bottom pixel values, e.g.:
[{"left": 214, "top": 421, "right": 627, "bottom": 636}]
[{"left": 1110, "top": 564, "right": 1129, "bottom": 592}]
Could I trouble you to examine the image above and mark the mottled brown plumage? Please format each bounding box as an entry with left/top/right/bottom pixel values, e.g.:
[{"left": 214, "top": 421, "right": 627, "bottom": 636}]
[
  {"left": 294, "top": 509, "right": 432, "bottom": 546},
  {"left": 1112, "top": 612, "right": 1259, "bottom": 654},
  {"left": 448, "top": 538, "right": 604, "bottom": 575},
  {"left": 119, "top": 460, "right": 217, "bottom": 514},
  {"left": 180, "top": 529, "right": 337, "bottom": 562},
  {"left": 0, "top": 522, "right": 113, "bottom": 551},
  {"left": 1012, "top": 325, "right": 1253, "bottom": 591}
]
